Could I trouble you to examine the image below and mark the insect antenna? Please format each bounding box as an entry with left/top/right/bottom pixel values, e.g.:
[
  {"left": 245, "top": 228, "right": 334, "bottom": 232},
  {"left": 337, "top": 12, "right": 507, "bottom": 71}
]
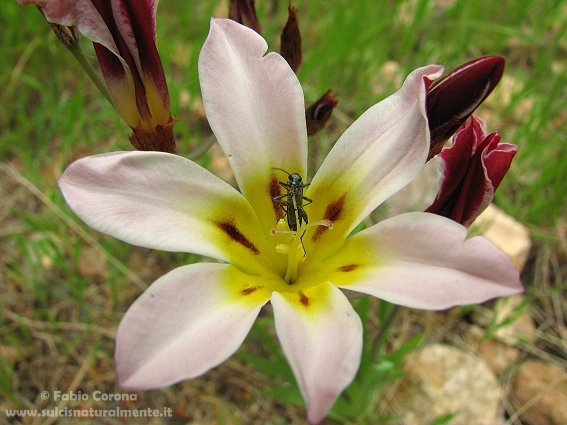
[{"left": 271, "top": 167, "right": 291, "bottom": 177}]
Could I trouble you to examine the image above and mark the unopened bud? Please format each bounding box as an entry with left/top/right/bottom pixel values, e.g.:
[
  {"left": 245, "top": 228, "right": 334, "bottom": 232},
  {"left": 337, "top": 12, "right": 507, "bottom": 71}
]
[
  {"left": 229, "top": 0, "right": 261, "bottom": 34},
  {"left": 280, "top": 5, "right": 302, "bottom": 73},
  {"left": 306, "top": 90, "right": 338, "bottom": 136},
  {"left": 427, "top": 56, "right": 505, "bottom": 160}
]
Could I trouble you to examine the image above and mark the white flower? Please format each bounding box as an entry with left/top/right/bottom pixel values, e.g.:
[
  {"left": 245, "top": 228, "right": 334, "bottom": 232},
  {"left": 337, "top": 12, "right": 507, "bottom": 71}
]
[{"left": 58, "top": 18, "right": 522, "bottom": 424}]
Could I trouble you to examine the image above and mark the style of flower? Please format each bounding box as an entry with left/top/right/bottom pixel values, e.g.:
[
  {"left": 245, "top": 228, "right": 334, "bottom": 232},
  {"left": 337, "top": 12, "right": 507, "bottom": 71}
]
[
  {"left": 426, "top": 116, "right": 518, "bottom": 227},
  {"left": 58, "top": 19, "right": 523, "bottom": 424},
  {"left": 19, "top": 0, "right": 175, "bottom": 153}
]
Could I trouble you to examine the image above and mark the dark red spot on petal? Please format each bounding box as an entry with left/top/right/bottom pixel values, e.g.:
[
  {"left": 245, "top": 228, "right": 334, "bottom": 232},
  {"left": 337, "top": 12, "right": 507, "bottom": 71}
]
[
  {"left": 215, "top": 220, "right": 259, "bottom": 254},
  {"left": 269, "top": 175, "right": 284, "bottom": 219},
  {"left": 324, "top": 196, "right": 346, "bottom": 221},
  {"left": 337, "top": 264, "right": 358, "bottom": 272},
  {"left": 242, "top": 285, "right": 263, "bottom": 295},
  {"left": 312, "top": 195, "right": 346, "bottom": 242},
  {"left": 298, "top": 290, "right": 309, "bottom": 307}
]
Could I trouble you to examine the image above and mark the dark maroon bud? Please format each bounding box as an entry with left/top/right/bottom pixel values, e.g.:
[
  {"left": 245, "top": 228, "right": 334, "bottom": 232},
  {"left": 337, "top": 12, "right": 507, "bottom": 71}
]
[
  {"left": 425, "top": 116, "right": 517, "bottom": 227},
  {"left": 229, "top": 0, "right": 261, "bottom": 34},
  {"left": 280, "top": 5, "right": 302, "bottom": 73},
  {"left": 306, "top": 90, "right": 338, "bottom": 136},
  {"left": 427, "top": 56, "right": 505, "bottom": 160}
]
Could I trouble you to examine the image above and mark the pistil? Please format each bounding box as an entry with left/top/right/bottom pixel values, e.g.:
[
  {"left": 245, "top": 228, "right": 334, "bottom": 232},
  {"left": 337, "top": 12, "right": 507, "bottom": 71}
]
[{"left": 272, "top": 219, "right": 332, "bottom": 284}]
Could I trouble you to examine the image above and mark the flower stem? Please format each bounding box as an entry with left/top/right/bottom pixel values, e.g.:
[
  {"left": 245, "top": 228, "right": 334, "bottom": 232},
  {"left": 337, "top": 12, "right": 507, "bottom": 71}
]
[
  {"left": 187, "top": 134, "right": 217, "bottom": 160},
  {"left": 67, "top": 40, "right": 115, "bottom": 107},
  {"left": 371, "top": 304, "right": 399, "bottom": 361}
]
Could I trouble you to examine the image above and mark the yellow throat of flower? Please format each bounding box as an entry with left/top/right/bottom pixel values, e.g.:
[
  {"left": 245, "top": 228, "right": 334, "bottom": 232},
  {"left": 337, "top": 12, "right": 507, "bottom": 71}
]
[{"left": 272, "top": 217, "right": 332, "bottom": 284}]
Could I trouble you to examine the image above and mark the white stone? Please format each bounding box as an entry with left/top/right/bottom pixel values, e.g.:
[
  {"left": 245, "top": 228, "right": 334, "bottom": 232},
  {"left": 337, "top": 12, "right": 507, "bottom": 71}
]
[
  {"left": 471, "top": 204, "right": 531, "bottom": 272},
  {"left": 393, "top": 344, "right": 502, "bottom": 425},
  {"left": 511, "top": 360, "right": 567, "bottom": 425}
]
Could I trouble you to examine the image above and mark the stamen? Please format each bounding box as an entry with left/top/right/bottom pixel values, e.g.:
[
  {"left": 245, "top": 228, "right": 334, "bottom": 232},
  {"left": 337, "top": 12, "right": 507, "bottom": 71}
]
[
  {"left": 271, "top": 228, "right": 297, "bottom": 236},
  {"left": 275, "top": 243, "right": 290, "bottom": 254},
  {"left": 307, "top": 219, "right": 333, "bottom": 230},
  {"left": 272, "top": 218, "right": 333, "bottom": 284},
  {"left": 276, "top": 218, "right": 288, "bottom": 230}
]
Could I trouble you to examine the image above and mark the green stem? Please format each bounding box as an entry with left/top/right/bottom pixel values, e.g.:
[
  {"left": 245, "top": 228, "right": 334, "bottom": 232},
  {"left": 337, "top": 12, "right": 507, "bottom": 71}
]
[
  {"left": 187, "top": 134, "right": 217, "bottom": 160},
  {"left": 67, "top": 40, "right": 115, "bottom": 107},
  {"left": 371, "top": 304, "right": 399, "bottom": 361}
]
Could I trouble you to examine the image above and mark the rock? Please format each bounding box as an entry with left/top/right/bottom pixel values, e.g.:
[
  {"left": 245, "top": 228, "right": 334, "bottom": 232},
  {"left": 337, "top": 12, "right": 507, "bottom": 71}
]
[
  {"left": 393, "top": 344, "right": 502, "bottom": 425},
  {"left": 510, "top": 360, "right": 567, "bottom": 425},
  {"left": 464, "top": 326, "right": 520, "bottom": 376},
  {"left": 477, "top": 339, "right": 520, "bottom": 376},
  {"left": 472, "top": 204, "right": 531, "bottom": 272}
]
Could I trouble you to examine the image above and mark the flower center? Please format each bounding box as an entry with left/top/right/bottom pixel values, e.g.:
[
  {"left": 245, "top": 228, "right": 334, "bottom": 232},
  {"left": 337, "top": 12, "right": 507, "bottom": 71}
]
[{"left": 272, "top": 217, "right": 332, "bottom": 284}]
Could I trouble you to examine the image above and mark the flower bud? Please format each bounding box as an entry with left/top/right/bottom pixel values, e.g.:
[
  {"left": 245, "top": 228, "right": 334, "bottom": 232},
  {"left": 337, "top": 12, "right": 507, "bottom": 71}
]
[
  {"left": 427, "top": 56, "right": 505, "bottom": 160},
  {"left": 19, "top": 0, "right": 175, "bottom": 153},
  {"left": 306, "top": 90, "right": 338, "bottom": 136},
  {"left": 229, "top": 0, "right": 261, "bottom": 34},
  {"left": 280, "top": 5, "right": 302, "bottom": 73}
]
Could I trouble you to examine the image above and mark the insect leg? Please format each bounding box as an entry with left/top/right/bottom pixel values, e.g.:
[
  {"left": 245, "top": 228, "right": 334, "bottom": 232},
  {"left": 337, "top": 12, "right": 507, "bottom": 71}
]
[
  {"left": 298, "top": 229, "right": 307, "bottom": 258},
  {"left": 301, "top": 195, "right": 313, "bottom": 206}
]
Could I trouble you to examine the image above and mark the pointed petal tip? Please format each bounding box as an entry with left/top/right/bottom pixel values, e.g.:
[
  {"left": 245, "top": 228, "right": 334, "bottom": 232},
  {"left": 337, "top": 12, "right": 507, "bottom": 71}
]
[
  {"left": 115, "top": 367, "right": 147, "bottom": 391},
  {"left": 272, "top": 285, "right": 362, "bottom": 425},
  {"left": 427, "top": 55, "right": 506, "bottom": 158},
  {"left": 477, "top": 55, "right": 505, "bottom": 74},
  {"left": 335, "top": 213, "right": 523, "bottom": 310},
  {"left": 468, "top": 55, "right": 505, "bottom": 90},
  {"left": 114, "top": 263, "right": 268, "bottom": 395}
]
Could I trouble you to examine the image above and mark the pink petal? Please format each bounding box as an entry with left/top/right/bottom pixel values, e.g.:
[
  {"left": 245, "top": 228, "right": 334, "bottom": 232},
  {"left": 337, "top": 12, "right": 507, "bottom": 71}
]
[
  {"left": 116, "top": 263, "right": 267, "bottom": 388},
  {"left": 304, "top": 65, "right": 443, "bottom": 258},
  {"left": 108, "top": 0, "right": 170, "bottom": 120},
  {"left": 426, "top": 116, "right": 517, "bottom": 226},
  {"left": 482, "top": 137, "right": 518, "bottom": 192},
  {"left": 58, "top": 151, "right": 277, "bottom": 273},
  {"left": 18, "top": 0, "right": 119, "bottom": 52},
  {"left": 199, "top": 18, "right": 307, "bottom": 231},
  {"left": 326, "top": 212, "right": 522, "bottom": 309},
  {"left": 271, "top": 283, "right": 363, "bottom": 424},
  {"left": 90, "top": 0, "right": 169, "bottom": 128}
]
